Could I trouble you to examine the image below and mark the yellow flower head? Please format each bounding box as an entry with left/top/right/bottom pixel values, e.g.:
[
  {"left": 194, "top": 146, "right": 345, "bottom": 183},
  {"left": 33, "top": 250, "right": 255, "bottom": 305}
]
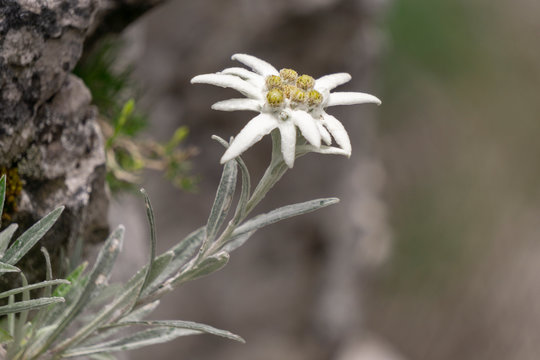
[
  {"left": 279, "top": 68, "right": 298, "bottom": 84},
  {"left": 296, "top": 75, "right": 315, "bottom": 90},
  {"left": 265, "top": 75, "right": 282, "bottom": 90},
  {"left": 266, "top": 88, "right": 284, "bottom": 107}
]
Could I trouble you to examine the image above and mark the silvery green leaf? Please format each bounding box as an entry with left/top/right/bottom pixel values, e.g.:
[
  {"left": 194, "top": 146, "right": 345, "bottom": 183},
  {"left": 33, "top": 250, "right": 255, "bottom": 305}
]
[
  {"left": 25, "top": 273, "right": 88, "bottom": 358},
  {"left": 0, "top": 224, "right": 17, "bottom": 257},
  {"left": 52, "top": 276, "right": 144, "bottom": 353},
  {"left": 13, "top": 273, "right": 30, "bottom": 350},
  {"left": 2, "top": 206, "right": 64, "bottom": 265},
  {"left": 0, "top": 261, "right": 19, "bottom": 274},
  {"left": 7, "top": 295, "right": 14, "bottom": 334},
  {"left": 63, "top": 327, "right": 201, "bottom": 357},
  {"left": 205, "top": 159, "right": 237, "bottom": 243},
  {"left": 0, "top": 297, "right": 65, "bottom": 316},
  {"left": 121, "top": 300, "right": 160, "bottom": 323},
  {"left": 78, "top": 300, "right": 162, "bottom": 348},
  {"left": 43, "top": 226, "right": 124, "bottom": 348},
  {"left": 0, "top": 175, "right": 5, "bottom": 224},
  {"left": 138, "top": 189, "right": 157, "bottom": 299},
  {"left": 172, "top": 251, "right": 229, "bottom": 286},
  {"left": 0, "top": 279, "right": 70, "bottom": 299},
  {"left": 139, "top": 227, "right": 204, "bottom": 299},
  {"left": 85, "top": 284, "right": 124, "bottom": 311},
  {"left": 103, "top": 320, "right": 244, "bottom": 343},
  {"left": 212, "top": 135, "right": 251, "bottom": 224},
  {"left": 37, "top": 273, "right": 88, "bottom": 331},
  {"left": 139, "top": 251, "right": 173, "bottom": 296},
  {"left": 221, "top": 230, "right": 256, "bottom": 253},
  {"left": 224, "top": 198, "right": 339, "bottom": 252}
]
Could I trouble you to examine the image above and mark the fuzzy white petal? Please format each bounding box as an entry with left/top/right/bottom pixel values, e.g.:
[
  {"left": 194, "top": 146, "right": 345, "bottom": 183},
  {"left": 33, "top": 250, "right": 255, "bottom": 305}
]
[
  {"left": 296, "top": 144, "right": 351, "bottom": 156},
  {"left": 316, "top": 121, "right": 332, "bottom": 145},
  {"left": 191, "top": 74, "right": 262, "bottom": 99},
  {"left": 326, "top": 92, "right": 382, "bottom": 107},
  {"left": 278, "top": 120, "right": 297, "bottom": 168},
  {"left": 212, "top": 99, "right": 261, "bottom": 112},
  {"left": 220, "top": 67, "right": 265, "bottom": 87},
  {"left": 232, "top": 54, "right": 279, "bottom": 77},
  {"left": 315, "top": 73, "right": 352, "bottom": 91},
  {"left": 220, "top": 114, "right": 278, "bottom": 163},
  {"left": 291, "top": 110, "right": 321, "bottom": 148},
  {"left": 320, "top": 112, "right": 351, "bottom": 156}
]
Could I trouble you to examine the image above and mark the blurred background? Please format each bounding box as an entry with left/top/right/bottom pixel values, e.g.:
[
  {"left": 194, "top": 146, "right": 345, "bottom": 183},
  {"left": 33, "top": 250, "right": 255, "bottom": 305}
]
[{"left": 94, "top": 0, "right": 540, "bottom": 359}]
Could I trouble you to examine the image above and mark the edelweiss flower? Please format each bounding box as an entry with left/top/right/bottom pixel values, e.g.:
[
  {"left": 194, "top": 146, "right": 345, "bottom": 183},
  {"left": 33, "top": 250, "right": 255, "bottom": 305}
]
[{"left": 191, "top": 54, "right": 381, "bottom": 168}]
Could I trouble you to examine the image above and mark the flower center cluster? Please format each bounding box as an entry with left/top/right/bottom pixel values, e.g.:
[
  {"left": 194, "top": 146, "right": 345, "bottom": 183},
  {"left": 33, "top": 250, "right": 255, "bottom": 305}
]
[{"left": 265, "top": 69, "right": 322, "bottom": 110}]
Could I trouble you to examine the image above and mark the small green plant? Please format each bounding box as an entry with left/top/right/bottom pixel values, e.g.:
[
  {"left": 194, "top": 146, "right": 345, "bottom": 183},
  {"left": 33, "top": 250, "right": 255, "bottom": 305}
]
[{"left": 75, "top": 39, "right": 196, "bottom": 192}]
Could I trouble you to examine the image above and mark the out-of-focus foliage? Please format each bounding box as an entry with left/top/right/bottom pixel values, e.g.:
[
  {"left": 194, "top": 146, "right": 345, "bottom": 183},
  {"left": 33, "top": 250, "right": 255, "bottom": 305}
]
[{"left": 75, "top": 39, "right": 197, "bottom": 192}]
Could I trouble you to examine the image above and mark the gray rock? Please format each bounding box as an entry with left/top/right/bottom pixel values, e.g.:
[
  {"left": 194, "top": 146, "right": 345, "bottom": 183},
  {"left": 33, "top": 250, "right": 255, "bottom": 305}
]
[{"left": 0, "top": 0, "right": 107, "bottom": 280}]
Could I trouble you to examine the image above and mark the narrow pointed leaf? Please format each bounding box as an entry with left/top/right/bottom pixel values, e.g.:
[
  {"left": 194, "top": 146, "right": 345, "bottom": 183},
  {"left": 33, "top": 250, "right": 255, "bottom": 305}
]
[
  {"left": 2, "top": 206, "right": 64, "bottom": 265},
  {"left": 138, "top": 189, "right": 157, "bottom": 300},
  {"left": 139, "top": 227, "right": 205, "bottom": 298},
  {"left": 121, "top": 301, "right": 160, "bottom": 323},
  {"left": 43, "top": 226, "right": 124, "bottom": 349},
  {"left": 13, "top": 274, "right": 30, "bottom": 349},
  {"left": 0, "top": 224, "right": 17, "bottom": 257},
  {"left": 141, "top": 251, "right": 173, "bottom": 293},
  {"left": 224, "top": 198, "right": 339, "bottom": 252},
  {"left": 103, "top": 320, "right": 244, "bottom": 343},
  {"left": 212, "top": 135, "right": 251, "bottom": 225},
  {"left": 205, "top": 159, "right": 237, "bottom": 243},
  {"left": 0, "top": 297, "right": 65, "bottom": 316},
  {"left": 78, "top": 300, "right": 162, "bottom": 348},
  {"left": 63, "top": 327, "right": 202, "bottom": 357},
  {"left": 172, "top": 251, "right": 229, "bottom": 286},
  {"left": 52, "top": 276, "right": 144, "bottom": 353},
  {"left": 0, "top": 279, "right": 70, "bottom": 300},
  {"left": 0, "top": 262, "right": 19, "bottom": 274}
]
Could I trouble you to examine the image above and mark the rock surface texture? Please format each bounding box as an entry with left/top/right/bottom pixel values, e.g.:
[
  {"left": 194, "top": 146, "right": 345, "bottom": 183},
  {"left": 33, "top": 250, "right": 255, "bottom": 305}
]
[{"left": 0, "top": 0, "right": 110, "bottom": 278}]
